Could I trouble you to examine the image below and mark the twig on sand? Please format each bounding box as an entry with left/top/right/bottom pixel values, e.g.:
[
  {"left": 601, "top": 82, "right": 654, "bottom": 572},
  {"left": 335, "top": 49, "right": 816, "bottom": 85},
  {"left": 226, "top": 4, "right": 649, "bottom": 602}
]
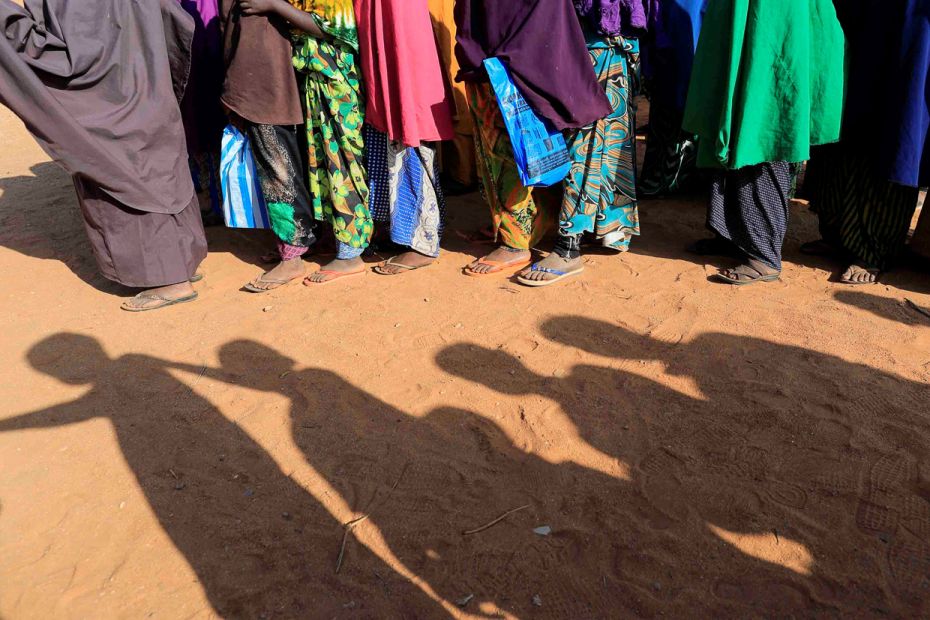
[
  {"left": 335, "top": 514, "right": 370, "bottom": 574},
  {"left": 905, "top": 298, "right": 930, "bottom": 320},
  {"left": 335, "top": 463, "right": 409, "bottom": 574},
  {"left": 462, "top": 504, "right": 530, "bottom": 536}
]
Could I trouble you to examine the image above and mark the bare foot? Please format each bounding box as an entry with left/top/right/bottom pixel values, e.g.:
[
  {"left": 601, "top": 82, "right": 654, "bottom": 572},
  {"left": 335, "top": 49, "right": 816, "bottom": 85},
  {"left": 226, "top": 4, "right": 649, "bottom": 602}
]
[
  {"left": 305, "top": 256, "right": 365, "bottom": 285},
  {"left": 121, "top": 281, "right": 197, "bottom": 312},
  {"left": 374, "top": 251, "right": 436, "bottom": 275},
  {"left": 244, "top": 257, "right": 305, "bottom": 293},
  {"left": 841, "top": 262, "right": 879, "bottom": 285},
  {"left": 517, "top": 253, "right": 584, "bottom": 285},
  {"left": 465, "top": 246, "right": 530, "bottom": 275}
]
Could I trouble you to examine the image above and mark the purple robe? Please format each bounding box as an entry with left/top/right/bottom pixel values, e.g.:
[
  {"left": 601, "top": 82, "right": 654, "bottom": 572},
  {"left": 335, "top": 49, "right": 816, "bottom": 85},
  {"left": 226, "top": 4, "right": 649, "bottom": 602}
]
[
  {"left": 179, "top": 0, "right": 225, "bottom": 156},
  {"left": 454, "top": 0, "right": 612, "bottom": 130}
]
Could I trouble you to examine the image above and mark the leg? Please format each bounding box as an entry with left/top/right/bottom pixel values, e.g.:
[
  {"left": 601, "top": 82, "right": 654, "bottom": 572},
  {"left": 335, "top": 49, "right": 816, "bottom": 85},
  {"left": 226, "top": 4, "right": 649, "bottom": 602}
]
[
  {"left": 464, "top": 82, "right": 554, "bottom": 275},
  {"left": 810, "top": 145, "right": 919, "bottom": 283},
  {"left": 244, "top": 124, "right": 316, "bottom": 292},
  {"left": 707, "top": 161, "right": 791, "bottom": 282},
  {"left": 368, "top": 131, "right": 444, "bottom": 275},
  {"left": 517, "top": 233, "right": 584, "bottom": 286}
]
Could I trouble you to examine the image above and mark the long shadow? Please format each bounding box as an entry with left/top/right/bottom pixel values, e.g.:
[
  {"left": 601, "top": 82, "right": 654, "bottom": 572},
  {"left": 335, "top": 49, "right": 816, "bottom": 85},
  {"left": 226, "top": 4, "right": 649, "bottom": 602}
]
[
  {"left": 6, "top": 328, "right": 930, "bottom": 616},
  {"left": 436, "top": 317, "right": 930, "bottom": 616},
  {"left": 196, "top": 341, "right": 640, "bottom": 617},
  {"left": 0, "top": 334, "right": 447, "bottom": 618},
  {"left": 834, "top": 290, "right": 930, "bottom": 326}
]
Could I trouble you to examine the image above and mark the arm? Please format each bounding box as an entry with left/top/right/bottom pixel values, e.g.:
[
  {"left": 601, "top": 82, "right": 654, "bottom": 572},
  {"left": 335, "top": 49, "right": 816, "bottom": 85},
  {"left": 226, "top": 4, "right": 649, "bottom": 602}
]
[{"left": 238, "top": 0, "right": 328, "bottom": 39}]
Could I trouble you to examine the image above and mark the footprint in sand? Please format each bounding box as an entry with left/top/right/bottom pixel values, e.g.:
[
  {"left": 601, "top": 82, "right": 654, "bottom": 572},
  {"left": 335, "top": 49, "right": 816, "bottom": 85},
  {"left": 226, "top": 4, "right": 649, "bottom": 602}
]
[
  {"left": 637, "top": 449, "right": 690, "bottom": 523},
  {"left": 902, "top": 495, "right": 930, "bottom": 540},
  {"left": 856, "top": 453, "right": 913, "bottom": 536},
  {"left": 887, "top": 533, "right": 930, "bottom": 610}
]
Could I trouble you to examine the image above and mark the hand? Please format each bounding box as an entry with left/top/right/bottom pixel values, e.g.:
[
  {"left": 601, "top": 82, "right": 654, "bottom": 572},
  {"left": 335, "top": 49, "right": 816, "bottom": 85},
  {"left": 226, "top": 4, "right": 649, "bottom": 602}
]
[{"left": 238, "top": 0, "right": 280, "bottom": 16}]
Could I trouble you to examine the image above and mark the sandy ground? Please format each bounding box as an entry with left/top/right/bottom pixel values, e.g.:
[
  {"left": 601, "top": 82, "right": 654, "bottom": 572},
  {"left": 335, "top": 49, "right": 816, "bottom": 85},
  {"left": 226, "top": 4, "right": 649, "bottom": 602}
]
[{"left": 2, "top": 101, "right": 930, "bottom": 619}]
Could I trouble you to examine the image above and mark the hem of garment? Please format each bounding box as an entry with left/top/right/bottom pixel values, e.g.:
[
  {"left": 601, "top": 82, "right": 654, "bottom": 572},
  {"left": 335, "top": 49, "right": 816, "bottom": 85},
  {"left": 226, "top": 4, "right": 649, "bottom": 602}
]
[
  {"left": 694, "top": 138, "right": 843, "bottom": 172},
  {"left": 219, "top": 95, "right": 304, "bottom": 127},
  {"left": 363, "top": 120, "right": 455, "bottom": 147}
]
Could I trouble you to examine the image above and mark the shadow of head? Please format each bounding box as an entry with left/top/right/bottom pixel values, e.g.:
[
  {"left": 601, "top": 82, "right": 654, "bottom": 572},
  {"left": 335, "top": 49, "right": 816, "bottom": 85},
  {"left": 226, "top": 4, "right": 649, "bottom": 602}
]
[
  {"left": 27, "top": 333, "right": 108, "bottom": 386},
  {"left": 434, "top": 343, "right": 538, "bottom": 394},
  {"left": 834, "top": 290, "right": 930, "bottom": 326},
  {"left": 541, "top": 315, "right": 660, "bottom": 361},
  {"left": 217, "top": 340, "right": 298, "bottom": 389}
]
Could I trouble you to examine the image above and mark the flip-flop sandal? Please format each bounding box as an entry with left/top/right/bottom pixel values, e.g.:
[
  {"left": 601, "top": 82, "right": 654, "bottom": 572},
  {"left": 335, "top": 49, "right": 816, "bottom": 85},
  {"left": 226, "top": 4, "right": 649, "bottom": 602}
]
[
  {"left": 464, "top": 256, "right": 532, "bottom": 277},
  {"left": 373, "top": 256, "right": 435, "bottom": 275},
  {"left": 190, "top": 272, "right": 204, "bottom": 283},
  {"left": 713, "top": 263, "right": 781, "bottom": 286},
  {"left": 516, "top": 264, "right": 584, "bottom": 287},
  {"left": 121, "top": 291, "right": 198, "bottom": 312},
  {"left": 303, "top": 268, "right": 366, "bottom": 286},
  {"left": 243, "top": 274, "right": 301, "bottom": 293}
]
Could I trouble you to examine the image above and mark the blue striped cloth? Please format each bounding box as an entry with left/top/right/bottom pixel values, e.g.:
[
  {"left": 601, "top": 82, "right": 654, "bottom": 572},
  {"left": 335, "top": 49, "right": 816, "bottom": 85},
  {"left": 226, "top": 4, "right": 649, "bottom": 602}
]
[{"left": 220, "top": 125, "right": 270, "bottom": 229}]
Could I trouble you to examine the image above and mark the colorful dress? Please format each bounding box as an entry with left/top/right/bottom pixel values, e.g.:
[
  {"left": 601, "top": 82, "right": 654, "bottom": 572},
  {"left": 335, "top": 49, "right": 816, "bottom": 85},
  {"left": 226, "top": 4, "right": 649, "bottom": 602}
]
[
  {"left": 354, "top": 0, "right": 453, "bottom": 258},
  {"left": 467, "top": 82, "right": 561, "bottom": 250},
  {"left": 289, "top": 0, "right": 372, "bottom": 256},
  {"left": 365, "top": 126, "right": 446, "bottom": 258},
  {"left": 559, "top": 33, "right": 641, "bottom": 253}
]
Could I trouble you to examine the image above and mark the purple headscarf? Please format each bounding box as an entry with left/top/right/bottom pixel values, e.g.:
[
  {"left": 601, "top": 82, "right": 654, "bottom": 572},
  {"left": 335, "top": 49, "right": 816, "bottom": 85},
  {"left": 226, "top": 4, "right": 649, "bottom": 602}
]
[
  {"left": 455, "top": 0, "right": 612, "bottom": 130},
  {"left": 573, "top": 0, "right": 648, "bottom": 37}
]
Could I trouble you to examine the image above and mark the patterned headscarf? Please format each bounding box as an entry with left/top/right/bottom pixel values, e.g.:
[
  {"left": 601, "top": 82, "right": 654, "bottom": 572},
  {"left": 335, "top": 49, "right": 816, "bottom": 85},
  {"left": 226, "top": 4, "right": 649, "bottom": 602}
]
[{"left": 288, "top": 0, "right": 357, "bottom": 46}]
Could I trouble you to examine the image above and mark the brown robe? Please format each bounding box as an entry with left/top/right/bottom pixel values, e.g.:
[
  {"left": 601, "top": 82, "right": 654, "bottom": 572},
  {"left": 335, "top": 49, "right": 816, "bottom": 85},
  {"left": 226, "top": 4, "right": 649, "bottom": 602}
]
[
  {"left": 218, "top": 1, "right": 304, "bottom": 126},
  {"left": 0, "top": 0, "right": 207, "bottom": 287}
]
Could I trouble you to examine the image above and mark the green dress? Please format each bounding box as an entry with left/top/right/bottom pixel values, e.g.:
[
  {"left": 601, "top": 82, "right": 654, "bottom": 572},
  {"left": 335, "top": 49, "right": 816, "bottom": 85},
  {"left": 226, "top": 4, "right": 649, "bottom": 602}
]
[
  {"left": 682, "top": 0, "right": 846, "bottom": 170},
  {"left": 290, "top": 1, "right": 372, "bottom": 250}
]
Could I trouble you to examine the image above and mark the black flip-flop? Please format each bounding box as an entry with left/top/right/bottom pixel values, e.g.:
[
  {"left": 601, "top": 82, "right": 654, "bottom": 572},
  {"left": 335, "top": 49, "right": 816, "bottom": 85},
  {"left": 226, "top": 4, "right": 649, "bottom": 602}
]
[{"left": 713, "top": 262, "right": 781, "bottom": 286}]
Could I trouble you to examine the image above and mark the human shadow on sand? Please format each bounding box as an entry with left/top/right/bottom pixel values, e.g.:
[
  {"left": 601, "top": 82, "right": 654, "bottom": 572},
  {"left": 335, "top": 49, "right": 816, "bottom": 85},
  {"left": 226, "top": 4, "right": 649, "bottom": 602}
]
[
  {"left": 4, "top": 327, "right": 930, "bottom": 617},
  {"left": 436, "top": 317, "right": 930, "bottom": 617},
  {"left": 0, "top": 334, "right": 447, "bottom": 618}
]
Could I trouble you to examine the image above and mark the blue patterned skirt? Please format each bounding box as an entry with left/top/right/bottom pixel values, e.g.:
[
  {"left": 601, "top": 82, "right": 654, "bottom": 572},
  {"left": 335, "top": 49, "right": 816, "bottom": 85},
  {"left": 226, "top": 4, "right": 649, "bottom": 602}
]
[{"left": 560, "top": 35, "right": 640, "bottom": 251}]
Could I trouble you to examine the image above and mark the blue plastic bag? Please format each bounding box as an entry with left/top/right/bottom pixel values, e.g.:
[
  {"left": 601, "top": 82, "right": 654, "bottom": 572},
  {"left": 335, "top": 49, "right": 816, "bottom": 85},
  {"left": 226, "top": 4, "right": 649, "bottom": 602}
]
[
  {"left": 220, "top": 125, "right": 270, "bottom": 229},
  {"left": 483, "top": 57, "right": 571, "bottom": 187}
]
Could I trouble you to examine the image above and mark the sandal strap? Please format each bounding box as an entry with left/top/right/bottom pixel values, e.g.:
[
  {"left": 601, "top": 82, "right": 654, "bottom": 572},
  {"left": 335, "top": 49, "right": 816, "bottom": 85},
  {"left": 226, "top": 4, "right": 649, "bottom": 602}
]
[{"left": 530, "top": 265, "right": 568, "bottom": 276}]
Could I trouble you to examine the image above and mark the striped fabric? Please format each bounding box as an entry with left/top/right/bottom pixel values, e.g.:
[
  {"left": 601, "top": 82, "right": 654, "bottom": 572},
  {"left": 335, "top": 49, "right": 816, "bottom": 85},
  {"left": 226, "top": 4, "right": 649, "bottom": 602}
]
[
  {"left": 809, "top": 144, "right": 920, "bottom": 270},
  {"left": 220, "top": 125, "right": 271, "bottom": 229}
]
